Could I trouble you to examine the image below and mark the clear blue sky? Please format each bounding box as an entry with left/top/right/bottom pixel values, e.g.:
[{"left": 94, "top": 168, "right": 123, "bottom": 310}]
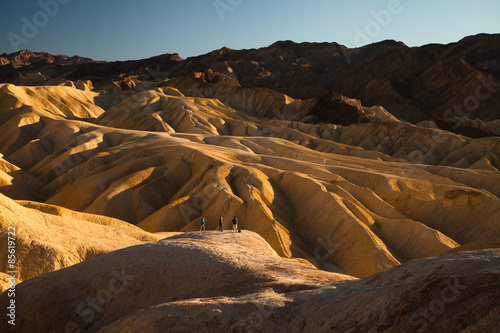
[{"left": 1, "top": 0, "right": 499, "bottom": 61}]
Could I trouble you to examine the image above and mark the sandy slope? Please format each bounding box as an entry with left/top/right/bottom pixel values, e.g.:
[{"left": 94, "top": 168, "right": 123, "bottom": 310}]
[
  {"left": 98, "top": 249, "right": 500, "bottom": 333},
  {"left": 0, "top": 231, "right": 497, "bottom": 332},
  {"left": 0, "top": 193, "right": 159, "bottom": 292},
  {"left": 0, "top": 84, "right": 499, "bottom": 279}
]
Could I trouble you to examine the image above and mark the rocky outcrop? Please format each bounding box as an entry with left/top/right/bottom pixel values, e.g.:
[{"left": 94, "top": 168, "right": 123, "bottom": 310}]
[
  {"left": 2, "top": 34, "right": 499, "bottom": 135},
  {"left": 0, "top": 193, "right": 159, "bottom": 291},
  {"left": 1, "top": 231, "right": 497, "bottom": 332},
  {"left": 99, "top": 249, "right": 500, "bottom": 333},
  {"left": 308, "top": 91, "right": 370, "bottom": 125}
]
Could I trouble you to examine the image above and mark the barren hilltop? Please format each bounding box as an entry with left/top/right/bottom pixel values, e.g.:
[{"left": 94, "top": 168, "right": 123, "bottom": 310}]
[{"left": 0, "top": 34, "right": 499, "bottom": 332}]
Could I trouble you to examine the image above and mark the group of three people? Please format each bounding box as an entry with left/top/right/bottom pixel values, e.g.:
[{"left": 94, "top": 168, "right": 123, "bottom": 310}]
[{"left": 199, "top": 215, "right": 238, "bottom": 232}]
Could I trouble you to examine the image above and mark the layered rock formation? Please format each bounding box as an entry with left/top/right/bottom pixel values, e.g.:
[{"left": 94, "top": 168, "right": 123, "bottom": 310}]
[
  {"left": 0, "top": 81, "right": 499, "bottom": 279},
  {"left": 2, "top": 34, "right": 499, "bottom": 134},
  {"left": 0, "top": 34, "right": 499, "bottom": 332}
]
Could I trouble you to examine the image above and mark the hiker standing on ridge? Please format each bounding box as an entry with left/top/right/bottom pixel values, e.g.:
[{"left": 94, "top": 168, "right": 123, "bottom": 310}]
[
  {"left": 219, "top": 216, "right": 224, "bottom": 232},
  {"left": 200, "top": 217, "right": 206, "bottom": 231},
  {"left": 232, "top": 215, "right": 238, "bottom": 233}
]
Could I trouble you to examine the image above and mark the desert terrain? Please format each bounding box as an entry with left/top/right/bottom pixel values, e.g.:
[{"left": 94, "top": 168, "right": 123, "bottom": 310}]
[{"left": 0, "top": 34, "right": 499, "bottom": 332}]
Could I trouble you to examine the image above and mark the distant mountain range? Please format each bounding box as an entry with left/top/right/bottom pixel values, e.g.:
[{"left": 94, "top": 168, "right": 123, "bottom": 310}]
[
  {"left": 1, "top": 33, "right": 499, "bottom": 136},
  {"left": 0, "top": 49, "right": 99, "bottom": 68}
]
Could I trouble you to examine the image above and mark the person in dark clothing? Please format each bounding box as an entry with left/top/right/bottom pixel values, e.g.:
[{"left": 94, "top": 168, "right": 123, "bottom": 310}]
[
  {"left": 199, "top": 217, "right": 206, "bottom": 231},
  {"left": 232, "top": 215, "right": 238, "bottom": 233}
]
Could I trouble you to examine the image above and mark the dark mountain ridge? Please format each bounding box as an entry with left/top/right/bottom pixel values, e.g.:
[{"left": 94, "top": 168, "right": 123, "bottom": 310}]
[{"left": 1, "top": 33, "right": 499, "bottom": 135}]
